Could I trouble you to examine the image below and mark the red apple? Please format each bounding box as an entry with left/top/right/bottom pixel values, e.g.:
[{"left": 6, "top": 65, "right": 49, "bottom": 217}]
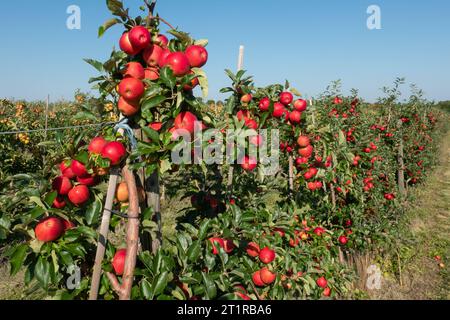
[
  {"left": 240, "top": 94, "right": 252, "bottom": 104},
  {"left": 241, "top": 155, "right": 257, "bottom": 171},
  {"left": 35, "top": 217, "right": 65, "bottom": 242},
  {"left": 246, "top": 242, "right": 260, "bottom": 257},
  {"left": 128, "top": 26, "right": 151, "bottom": 51},
  {"left": 289, "top": 110, "right": 302, "bottom": 124},
  {"left": 68, "top": 185, "right": 90, "bottom": 206},
  {"left": 313, "top": 227, "right": 325, "bottom": 236},
  {"left": 118, "top": 97, "right": 140, "bottom": 117},
  {"left": 118, "top": 78, "right": 145, "bottom": 102},
  {"left": 60, "top": 161, "right": 76, "bottom": 179},
  {"left": 77, "top": 174, "right": 97, "bottom": 186},
  {"left": 260, "top": 267, "right": 276, "bottom": 285},
  {"left": 323, "top": 287, "right": 331, "bottom": 297},
  {"left": 245, "top": 119, "right": 258, "bottom": 130},
  {"left": 52, "top": 176, "right": 72, "bottom": 195},
  {"left": 259, "top": 97, "right": 270, "bottom": 112},
  {"left": 297, "top": 136, "right": 310, "bottom": 147},
  {"left": 144, "top": 67, "right": 160, "bottom": 81},
  {"left": 298, "top": 145, "right": 313, "bottom": 158},
  {"left": 316, "top": 276, "right": 328, "bottom": 288},
  {"left": 209, "top": 237, "right": 225, "bottom": 255},
  {"left": 294, "top": 99, "right": 307, "bottom": 112},
  {"left": 223, "top": 239, "right": 235, "bottom": 254},
  {"left": 174, "top": 111, "right": 198, "bottom": 134},
  {"left": 158, "top": 48, "right": 171, "bottom": 68},
  {"left": 280, "top": 92, "right": 294, "bottom": 105},
  {"left": 165, "top": 52, "right": 190, "bottom": 76},
  {"left": 88, "top": 137, "right": 107, "bottom": 155},
  {"left": 155, "top": 34, "right": 169, "bottom": 47},
  {"left": 149, "top": 122, "right": 163, "bottom": 131},
  {"left": 62, "top": 219, "right": 75, "bottom": 231},
  {"left": 52, "top": 196, "right": 66, "bottom": 209},
  {"left": 102, "top": 141, "right": 127, "bottom": 166},
  {"left": 70, "top": 160, "right": 88, "bottom": 177},
  {"left": 259, "top": 247, "right": 276, "bottom": 264},
  {"left": 252, "top": 270, "right": 265, "bottom": 287},
  {"left": 185, "top": 45, "right": 208, "bottom": 68},
  {"left": 143, "top": 45, "right": 164, "bottom": 67},
  {"left": 236, "top": 110, "right": 251, "bottom": 122},
  {"left": 183, "top": 71, "right": 200, "bottom": 91},
  {"left": 338, "top": 235, "right": 348, "bottom": 245},
  {"left": 123, "top": 62, "right": 145, "bottom": 79},
  {"left": 119, "top": 32, "right": 140, "bottom": 55},
  {"left": 112, "top": 248, "right": 127, "bottom": 276},
  {"left": 272, "top": 102, "right": 286, "bottom": 118}
]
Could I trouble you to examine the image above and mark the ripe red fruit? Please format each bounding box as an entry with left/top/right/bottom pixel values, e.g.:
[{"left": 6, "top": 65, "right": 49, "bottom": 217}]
[
  {"left": 272, "top": 102, "right": 286, "bottom": 118},
  {"left": 118, "top": 78, "right": 145, "bottom": 102},
  {"left": 308, "top": 182, "right": 317, "bottom": 191},
  {"left": 144, "top": 67, "right": 160, "bottom": 81},
  {"left": 294, "top": 99, "right": 308, "bottom": 112},
  {"left": 119, "top": 32, "right": 140, "bottom": 55},
  {"left": 52, "top": 196, "right": 66, "bottom": 209},
  {"left": 316, "top": 277, "right": 328, "bottom": 288},
  {"left": 68, "top": 185, "right": 90, "bottom": 206},
  {"left": 149, "top": 122, "right": 163, "bottom": 131},
  {"left": 296, "top": 157, "right": 309, "bottom": 166},
  {"left": 165, "top": 52, "right": 191, "bottom": 76},
  {"left": 60, "top": 161, "right": 76, "bottom": 179},
  {"left": 143, "top": 45, "right": 164, "bottom": 67},
  {"left": 158, "top": 48, "right": 171, "bottom": 68},
  {"left": 313, "top": 227, "right": 325, "bottom": 236},
  {"left": 35, "top": 217, "right": 65, "bottom": 242},
  {"left": 70, "top": 160, "right": 88, "bottom": 177},
  {"left": 118, "top": 97, "right": 140, "bottom": 116},
  {"left": 250, "top": 135, "right": 263, "bottom": 147},
  {"left": 236, "top": 110, "right": 251, "bottom": 122},
  {"left": 183, "top": 72, "right": 200, "bottom": 91},
  {"left": 289, "top": 236, "right": 299, "bottom": 247},
  {"left": 315, "top": 181, "right": 323, "bottom": 189},
  {"left": 223, "top": 239, "right": 235, "bottom": 254},
  {"left": 273, "top": 228, "right": 286, "bottom": 237},
  {"left": 297, "top": 136, "right": 310, "bottom": 148},
  {"left": 260, "top": 267, "right": 276, "bottom": 285},
  {"left": 112, "top": 249, "right": 127, "bottom": 276},
  {"left": 77, "top": 174, "right": 97, "bottom": 186},
  {"left": 102, "top": 141, "right": 127, "bottom": 166},
  {"left": 174, "top": 111, "right": 198, "bottom": 134},
  {"left": 123, "top": 62, "right": 145, "bottom": 80},
  {"left": 323, "top": 287, "right": 331, "bottom": 297},
  {"left": 240, "top": 94, "right": 253, "bottom": 104},
  {"left": 259, "top": 247, "right": 276, "bottom": 264},
  {"left": 298, "top": 145, "right": 314, "bottom": 158},
  {"left": 209, "top": 237, "right": 225, "bottom": 255},
  {"left": 88, "top": 137, "right": 107, "bottom": 155},
  {"left": 280, "top": 92, "right": 294, "bottom": 105},
  {"left": 333, "top": 97, "right": 343, "bottom": 105},
  {"left": 62, "top": 219, "right": 75, "bottom": 231},
  {"left": 246, "top": 242, "right": 260, "bottom": 257},
  {"left": 235, "top": 292, "right": 252, "bottom": 300},
  {"left": 241, "top": 155, "right": 257, "bottom": 171},
  {"left": 252, "top": 270, "right": 265, "bottom": 287},
  {"left": 155, "top": 34, "right": 169, "bottom": 47},
  {"left": 304, "top": 171, "right": 314, "bottom": 180},
  {"left": 245, "top": 119, "right": 258, "bottom": 130},
  {"left": 289, "top": 110, "right": 302, "bottom": 124},
  {"left": 185, "top": 45, "right": 208, "bottom": 68},
  {"left": 128, "top": 26, "right": 151, "bottom": 51},
  {"left": 52, "top": 176, "right": 72, "bottom": 195},
  {"left": 259, "top": 97, "right": 270, "bottom": 112},
  {"left": 338, "top": 235, "right": 348, "bottom": 245}
]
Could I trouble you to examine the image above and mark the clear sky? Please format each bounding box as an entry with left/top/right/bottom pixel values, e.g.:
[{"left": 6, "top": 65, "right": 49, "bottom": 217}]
[{"left": 0, "top": 0, "right": 449, "bottom": 103}]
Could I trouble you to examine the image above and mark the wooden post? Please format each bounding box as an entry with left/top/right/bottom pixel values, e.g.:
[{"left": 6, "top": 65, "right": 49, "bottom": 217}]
[
  {"left": 89, "top": 167, "right": 120, "bottom": 300},
  {"left": 330, "top": 183, "right": 336, "bottom": 209},
  {"left": 288, "top": 155, "right": 294, "bottom": 194},
  {"left": 107, "top": 166, "right": 141, "bottom": 300},
  {"left": 227, "top": 45, "right": 245, "bottom": 197}
]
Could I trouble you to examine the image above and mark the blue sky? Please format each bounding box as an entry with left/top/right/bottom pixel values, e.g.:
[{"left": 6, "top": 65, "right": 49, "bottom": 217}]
[{"left": 0, "top": 0, "right": 449, "bottom": 103}]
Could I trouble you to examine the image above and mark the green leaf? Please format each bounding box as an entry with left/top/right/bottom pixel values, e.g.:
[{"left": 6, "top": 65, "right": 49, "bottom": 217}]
[
  {"left": 151, "top": 271, "right": 169, "bottom": 299},
  {"left": 29, "top": 196, "right": 48, "bottom": 210},
  {"left": 290, "top": 87, "right": 302, "bottom": 97},
  {"left": 141, "top": 279, "right": 152, "bottom": 299},
  {"left": 142, "top": 126, "right": 160, "bottom": 143},
  {"left": 83, "top": 59, "right": 104, "bottom": 72},
  {"left": 192, "top": 68, "right": 208, "bottom": 98},
  {"left": 35, "top": 256, "right": 51, "bottom": 288},
  {"left": 194, "top": 39, "right": 208, "bottom": 47},
  {"left": 167, "top": 30, "right": 192, "bottom": 43},
  {"left": 73, "top": 111, "right": 98, "bottom": 122},
  {"left": 142, "top": 95, "right": 167, "bottom": 112},
  {"left": 201, "top": 272, "right": 217, "bottom": 299},
  {"left": 160, "top": 67, "right": 176, "bottom": 89},
  {"left": 75, "top": 151, "right": 89, "bottom": 164},
  {"left": 187, "top": 241, "right": 201, "bottom": 262},
  {"left": 198, "top": 219, "right": 211, "bottom": 240},
  {"left": 98, "top": 18, "right": 121, "bottom": 38},
  {"left": 85, "top": 198, "right": 102, "bottom": 225},
  {"left": 160, "top": 159, "right": 172, "bottom": 174},
  {"left": 44, "top": 191, "right": 58, "bottom": 208},
  {"left": 9, "top": 244, "right": 29, "bottom": 276}
]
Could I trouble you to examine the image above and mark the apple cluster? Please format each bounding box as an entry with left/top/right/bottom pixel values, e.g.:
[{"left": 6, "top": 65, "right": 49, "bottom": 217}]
[
  {"left": 34, "top": 137, "right": 127, "bottom": 243},
  {"left": 117, "top": 25, "right": 208, "bottom": 117}
]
